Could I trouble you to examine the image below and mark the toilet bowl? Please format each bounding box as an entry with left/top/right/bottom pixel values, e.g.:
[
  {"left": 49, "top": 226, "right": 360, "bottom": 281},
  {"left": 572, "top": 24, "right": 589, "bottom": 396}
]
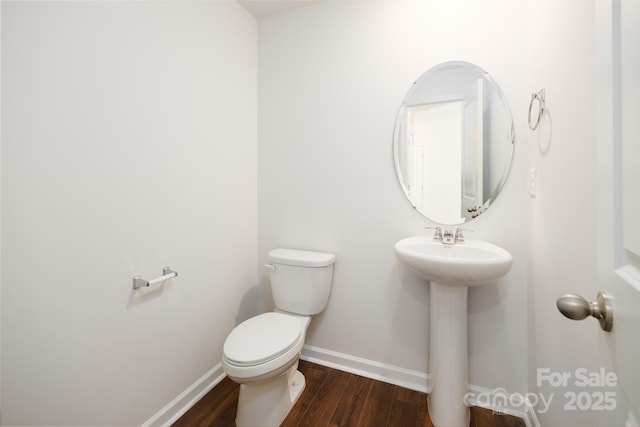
[
  {"left": 222, "top": 312, "right": 311, "bottom": 427},
  {"left": 221, "top": 248, "right": 335, "bottom": 427},
  {"left": 223, "top": 312, "right": 310, "bottom": 382}
]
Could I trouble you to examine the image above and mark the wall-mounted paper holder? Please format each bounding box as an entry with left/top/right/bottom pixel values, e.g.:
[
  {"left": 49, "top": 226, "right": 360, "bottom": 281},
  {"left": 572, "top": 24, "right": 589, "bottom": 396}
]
[{"left": 133, "top": 267, "right": 178, "bottom": 290}]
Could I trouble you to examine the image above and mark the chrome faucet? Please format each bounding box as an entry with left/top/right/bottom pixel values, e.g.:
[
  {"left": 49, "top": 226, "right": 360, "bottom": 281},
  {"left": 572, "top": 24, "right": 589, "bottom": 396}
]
[
  {"left": 426, "top": 227, "right": 471, "bottom": 245},
  {"left": 426, "top": 226, "right": 443, "bottom": 242},
  {"left": 442, "top": 229, "right": 455, "bottom": 244},
  {"left": 454, "top": 228, "right": 472, "bottom": 244}
]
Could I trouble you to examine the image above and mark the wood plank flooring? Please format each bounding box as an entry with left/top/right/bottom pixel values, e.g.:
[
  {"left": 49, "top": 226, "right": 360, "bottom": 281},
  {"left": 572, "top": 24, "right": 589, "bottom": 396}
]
[{"left": 172, "top": 360, "right": 525, "bottom": 427}]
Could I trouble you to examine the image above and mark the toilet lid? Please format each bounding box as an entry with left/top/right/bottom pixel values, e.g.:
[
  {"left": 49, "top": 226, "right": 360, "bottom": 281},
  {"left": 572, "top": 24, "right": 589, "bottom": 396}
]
[{"left": 224, "top": 312, "right": 302, "bottom": 366}]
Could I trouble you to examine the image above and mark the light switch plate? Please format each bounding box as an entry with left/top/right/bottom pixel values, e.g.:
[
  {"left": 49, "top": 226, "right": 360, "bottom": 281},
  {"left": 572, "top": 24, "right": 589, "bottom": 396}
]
[{"left": 529, "top": 168, "right": 537, "bottom": 197}]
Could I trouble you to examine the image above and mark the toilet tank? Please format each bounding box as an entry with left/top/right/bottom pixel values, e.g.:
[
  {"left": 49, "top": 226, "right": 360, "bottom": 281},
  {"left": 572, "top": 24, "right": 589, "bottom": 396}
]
[{"left": 267, "top": 248, "right": 335, "bottom": 315}]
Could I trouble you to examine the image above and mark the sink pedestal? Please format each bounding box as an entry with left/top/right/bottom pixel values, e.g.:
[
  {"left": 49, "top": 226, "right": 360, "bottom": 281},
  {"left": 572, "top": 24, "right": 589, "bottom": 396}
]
[
  {"left": 428, "top": 281, "right": 470, "bottom": 427},
  {"left": 394, "top": 236, "right": 513, "bottom": 427}
]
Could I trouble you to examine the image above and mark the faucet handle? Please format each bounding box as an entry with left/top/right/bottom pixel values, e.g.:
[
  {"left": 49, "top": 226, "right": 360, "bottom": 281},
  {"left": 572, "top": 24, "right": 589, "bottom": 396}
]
[
  {"left": 426, "top": 226, "right": 443, "bottom": 241},
  {"left": 454, "top": 228, "right": 473, "bottom": 243}
]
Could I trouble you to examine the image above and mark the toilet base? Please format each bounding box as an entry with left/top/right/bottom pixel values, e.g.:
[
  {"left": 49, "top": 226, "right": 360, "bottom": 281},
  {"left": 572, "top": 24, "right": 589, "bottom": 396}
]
[{"left": 235, "top": 362, "right": 306, "bottom": 427}]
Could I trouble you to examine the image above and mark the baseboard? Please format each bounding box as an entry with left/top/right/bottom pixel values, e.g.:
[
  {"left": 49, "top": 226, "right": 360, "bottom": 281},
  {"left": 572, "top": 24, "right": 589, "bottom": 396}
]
[
  {"left": 141, "top": 363, "right": 226, "bottom": 427},
  {"left": 300, "top": 344, "right": 429, "bottom": 393},
  {"left": 464, "top": 385, "right": 540, "bottom": 427},
  {"left": 301, "top": 345, "right": 540, "bottom": 427},
  {"left": 522, "top": 406, "right": 541, "bottom": 427},
  {"left": 144, "top": 347, "right": 540, "bottom": 427}
]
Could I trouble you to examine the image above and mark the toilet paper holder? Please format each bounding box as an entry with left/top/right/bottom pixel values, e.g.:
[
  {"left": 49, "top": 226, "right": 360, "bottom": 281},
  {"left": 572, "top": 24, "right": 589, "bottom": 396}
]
[{"left": 133, "top": 266, "right": 178, "bottom": 290}]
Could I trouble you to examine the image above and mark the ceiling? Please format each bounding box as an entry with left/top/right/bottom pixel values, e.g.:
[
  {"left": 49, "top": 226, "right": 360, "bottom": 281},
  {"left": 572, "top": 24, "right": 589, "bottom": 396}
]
[{"left": 237, "top": 0, "right": 323, "bottom": 19}]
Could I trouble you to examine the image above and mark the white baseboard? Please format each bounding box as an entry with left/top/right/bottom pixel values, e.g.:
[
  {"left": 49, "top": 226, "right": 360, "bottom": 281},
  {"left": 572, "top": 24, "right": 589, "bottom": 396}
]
[
  {"left": 143, "top": 346, "right": 539, "bottom": 427},
  {"left": 464, "top": 385, "right": 540, "bottom": 427},
  {"left": 141, "top": 363, "right": 226, "bottom": 427},
  {"left": 300, "top": 344, "right": 429, "bottom": 393},
  {"left": 301, "top": 345, "right": 539, "bottom": 427}
]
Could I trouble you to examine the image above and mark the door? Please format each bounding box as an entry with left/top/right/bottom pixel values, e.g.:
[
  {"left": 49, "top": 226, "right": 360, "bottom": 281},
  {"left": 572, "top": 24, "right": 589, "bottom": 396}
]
[
  {"left": 461, "top": 89, "right": 483, "bottom": 220},
  {"left": 409, "top": 101, "right": 464, "bottom": 224},
  {"left": 598, "top": 0, "right": 640, "bottom": 424}
]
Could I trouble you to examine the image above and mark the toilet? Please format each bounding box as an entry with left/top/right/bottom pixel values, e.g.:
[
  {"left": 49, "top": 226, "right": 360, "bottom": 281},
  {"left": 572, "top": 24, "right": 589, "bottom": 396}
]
[{"left": 222, "top": 248, "right": 336, "bottom": 427}]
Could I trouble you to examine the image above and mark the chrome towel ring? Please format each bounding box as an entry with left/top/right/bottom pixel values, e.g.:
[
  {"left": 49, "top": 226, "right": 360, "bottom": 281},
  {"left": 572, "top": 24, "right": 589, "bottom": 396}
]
[{"left": 528, "top": 88, "right": 545, "bottom": 130}]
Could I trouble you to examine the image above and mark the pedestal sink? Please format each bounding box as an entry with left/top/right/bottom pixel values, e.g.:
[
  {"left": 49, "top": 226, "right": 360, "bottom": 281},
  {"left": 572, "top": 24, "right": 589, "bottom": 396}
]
[{"left": 394, "top": 235, "right": 513, "bottom": 427}]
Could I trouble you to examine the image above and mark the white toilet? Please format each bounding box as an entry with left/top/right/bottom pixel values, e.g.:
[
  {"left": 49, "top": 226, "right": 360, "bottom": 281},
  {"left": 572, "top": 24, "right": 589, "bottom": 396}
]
[{"left": 222, "top": 248, "right": 336, "bottom": 427}]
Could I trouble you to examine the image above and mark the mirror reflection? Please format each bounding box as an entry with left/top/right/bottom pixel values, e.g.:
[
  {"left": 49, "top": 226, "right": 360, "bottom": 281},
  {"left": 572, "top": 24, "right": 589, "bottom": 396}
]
[{"left": 393, "top": 61, "right": 515, "bottom": 225}]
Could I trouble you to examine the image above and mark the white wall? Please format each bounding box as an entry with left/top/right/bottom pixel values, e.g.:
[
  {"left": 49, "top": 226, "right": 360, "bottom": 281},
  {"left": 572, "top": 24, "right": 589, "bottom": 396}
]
[
  {"left": 1, "top": 2, "right": 257, "bottom": 425},
  {"left": 258, "top": 0, "right": 530, "bottom": 396}
]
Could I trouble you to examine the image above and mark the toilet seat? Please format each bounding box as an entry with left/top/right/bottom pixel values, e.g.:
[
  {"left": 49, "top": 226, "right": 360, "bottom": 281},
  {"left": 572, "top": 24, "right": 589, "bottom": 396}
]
[{"left": 224, "top": 312, "right": 302, "bottom": 367}]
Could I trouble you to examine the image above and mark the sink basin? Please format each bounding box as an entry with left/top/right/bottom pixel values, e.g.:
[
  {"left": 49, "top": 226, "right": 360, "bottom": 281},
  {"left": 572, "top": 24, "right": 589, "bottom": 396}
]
[{"left": 394, "top": 235, "right": 512, "bottom": 286}]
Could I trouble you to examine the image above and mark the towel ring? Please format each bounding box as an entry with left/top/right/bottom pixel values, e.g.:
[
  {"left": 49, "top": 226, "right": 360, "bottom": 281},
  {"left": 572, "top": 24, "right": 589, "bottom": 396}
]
[{"left": 528, "top": 88, "right": 545, "bottom": 130}]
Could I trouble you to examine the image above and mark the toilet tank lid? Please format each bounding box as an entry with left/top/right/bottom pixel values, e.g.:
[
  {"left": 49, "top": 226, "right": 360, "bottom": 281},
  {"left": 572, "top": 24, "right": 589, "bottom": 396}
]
[{"left": 268, "top": 248, "right": 335, "bottom": 267}]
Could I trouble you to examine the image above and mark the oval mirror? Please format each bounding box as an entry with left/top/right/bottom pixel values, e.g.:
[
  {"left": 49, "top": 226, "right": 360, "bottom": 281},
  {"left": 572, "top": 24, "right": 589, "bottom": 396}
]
[{"left": 393, "top": 61, "right": 515, "bottom": 225}]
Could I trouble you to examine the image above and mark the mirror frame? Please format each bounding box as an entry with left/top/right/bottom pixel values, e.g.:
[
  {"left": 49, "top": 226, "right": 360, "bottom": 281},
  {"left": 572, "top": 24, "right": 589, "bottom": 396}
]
[{"left": 392, "top": 61, "right": 515, "bottom": 225}]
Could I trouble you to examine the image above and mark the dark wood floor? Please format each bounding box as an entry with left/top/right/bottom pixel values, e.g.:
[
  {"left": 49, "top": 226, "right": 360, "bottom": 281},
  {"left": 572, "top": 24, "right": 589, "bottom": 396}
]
[{"left": 172, "top": 360, "right": 525, "bottom": 427}]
